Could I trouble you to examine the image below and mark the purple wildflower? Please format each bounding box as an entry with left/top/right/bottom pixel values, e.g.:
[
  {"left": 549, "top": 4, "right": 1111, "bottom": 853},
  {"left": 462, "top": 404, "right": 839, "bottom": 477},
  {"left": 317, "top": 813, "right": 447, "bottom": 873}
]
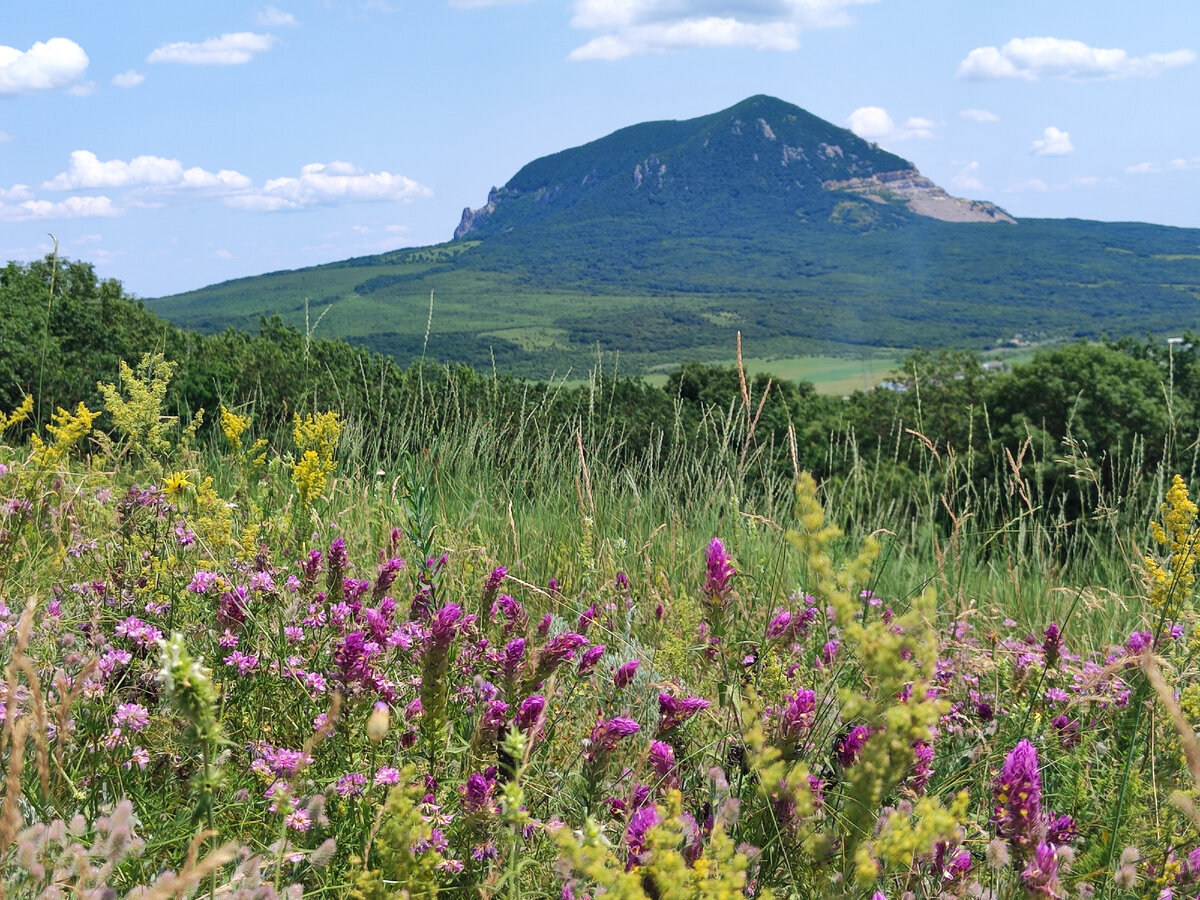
[
  {"left": 336, "top": 772, "right": 367, "bottom": 797},
  {"left": 779, "top": 689, "right": 816, "bottom": 743},
  {"left": 1043, "top": 622, "right": 1062, "bottom": 667},
  {"left": 625, "top": 804, "right": 661, "bottom": 869},
  {"left": 1021, "top": 842, "right": 1061, "bottom": 898},
  {"left": 428, "top": 604, "right": 464, "bottom": 651},
  {"left": 578, "top": 644, "right": 606, "bottom": 675},
  {"left": 658, "top": 693, "right": 710, "bottom": 733},
  {"left": 503, "top": 638, "right": 527, "bottom": 680},
  {"left": 613, "top": 659, "right": 640, "bottom": 688},
  {"left": 703, "top": 538, "right": 734, "bottom": 607},
  {"left": 515, "top": 695, "right": 546, "bottom": 734},
  {"left": 766, "top": 609, "right": 793, "bottom": 642},
  {"left": 462, "top": 771, "right": 497, "bottom": 815},
  {"left": 588, "top": 716, "right": 640, "bottom": 755},
  {"left": 374, "top": 557, "right": 404, "bottom": 600},
  {"left": 648, "top": 741, "right": 677, "bottom": 786},
  {"left": 993, "top": 739, "right": 1044, "bottom": 855},
  {"left": 482, "top": 566, "right": 507, "bottom": 606},
  {"left": 836, "top": 725, "right": 871, "bottom": 767}
]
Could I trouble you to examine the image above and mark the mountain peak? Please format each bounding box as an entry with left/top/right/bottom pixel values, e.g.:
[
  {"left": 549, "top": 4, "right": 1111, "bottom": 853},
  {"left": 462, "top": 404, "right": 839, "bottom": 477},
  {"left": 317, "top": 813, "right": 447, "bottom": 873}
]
[{"left": 454, "top": 95, "right": 1011, "bottom": 240}]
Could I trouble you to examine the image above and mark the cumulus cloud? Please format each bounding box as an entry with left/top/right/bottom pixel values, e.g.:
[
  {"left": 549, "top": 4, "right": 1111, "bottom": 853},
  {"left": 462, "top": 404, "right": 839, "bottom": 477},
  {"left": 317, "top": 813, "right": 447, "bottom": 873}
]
[
  {"left": 1031, "top": 126, "right": 1074, "bottom": 156},
  {"left": 223, "top": 161, "right": 432, "bottom": 211},
  {"left": 0, "top": 195, "right": 121, "bottom": 222},
  {"left": 1126, "top": 156, "right": 1200, "bottom": 174},
  {"left": 0, "top": 38, "right": 89, "bottom": 95},
  {"left": 0, "top": 185, "right": 35, "bottom": 203},
  {"left": 256, "top": 6, "right": 298, "bottom": 25},
  {"left": 950, "top": 160, "right": 985, "bottom": 193},
  {"left": 959, "top": 108, "right": 999, "bottom": 123},
  {"left": 846, "top": 106, "right": 939, "bottom": 143},
  {"left": 148, "top": 32, "right": 277, "bottom": 65},
  {"left": 568, "top": 0, "right": 876, "bottom": 60},
  {"left": 111, "top": 69, "right": 145, "bottom": 88},
  {"left": 958, "top": 37, "right": 1195, "bottom": 81},
  {"left": 44, "top": 150, "right": 252, "bottom": 191}
]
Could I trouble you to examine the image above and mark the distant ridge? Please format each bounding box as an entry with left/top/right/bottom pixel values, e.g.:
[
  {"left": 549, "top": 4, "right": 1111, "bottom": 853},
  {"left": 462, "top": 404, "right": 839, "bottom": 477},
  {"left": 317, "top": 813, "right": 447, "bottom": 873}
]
[
  {"left": 455, "top": 94, "right": 1013, "bottom": 240},
  {"left": 149, "top": 96, "right": 1200, "bottom": 379}
]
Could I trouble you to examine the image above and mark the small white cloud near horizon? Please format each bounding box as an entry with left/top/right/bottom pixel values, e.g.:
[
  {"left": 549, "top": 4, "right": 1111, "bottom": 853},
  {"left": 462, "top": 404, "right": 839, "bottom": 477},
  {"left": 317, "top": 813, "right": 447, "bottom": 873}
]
[
  {"left": 148, "top": 32, "right": 277, "bottom": 65},
  {"left": 213, "top": 248, "right": 235, "bottom": 259},
  {"left": 1127, "top": 156, "right": 1200, "bottom": 174},
  {"left": 846, "top": 106, "right": 939, "bottom": 143},
  {"left": 256, "top": 6, "right": 298, "bottom": 26},
  {"left": 960, "top": 108, "right": 999, "bottom": 123},
  {"left": 111, "top": 69, "right": 145, "bottom": 88},
  {"left": 1032, "top": 126, "right": 1074, "bottom": 156},
  {"left": 0, "top": 195, "right": 121, "bottom": 222},
  {"left": 568, "top": 0, "right": 877, "bottom": 61},
  {"left": 0, "top": 38, "right": 90, "bottom": 95},
  {"left": 950, "top": 160, "right": 985, "bottom": 193},
  {"left": 958, "top": 37, "right": 1195, "bottom": 81},
  {"left": 44, "top": 150, "right": 252, "bottom": 191},
  {"left": 223, "top": 161, "right": 432, "bottom": 211}
]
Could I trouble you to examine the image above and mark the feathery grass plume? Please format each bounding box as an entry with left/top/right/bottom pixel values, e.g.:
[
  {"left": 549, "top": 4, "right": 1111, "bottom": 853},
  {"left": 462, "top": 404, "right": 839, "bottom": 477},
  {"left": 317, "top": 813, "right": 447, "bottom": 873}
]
[
  {"left": 291, "top": 410, "right": 342, "bottom": 507},
  {"left": 351, "top": 764, "right": 444, "bottom": 900}
]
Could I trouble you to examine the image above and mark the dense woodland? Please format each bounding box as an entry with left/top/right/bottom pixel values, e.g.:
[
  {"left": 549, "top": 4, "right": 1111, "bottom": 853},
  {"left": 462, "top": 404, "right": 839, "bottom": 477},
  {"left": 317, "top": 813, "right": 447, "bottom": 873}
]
[{"left": 4, "top": 254, "right": 1196, "bottom": 535}]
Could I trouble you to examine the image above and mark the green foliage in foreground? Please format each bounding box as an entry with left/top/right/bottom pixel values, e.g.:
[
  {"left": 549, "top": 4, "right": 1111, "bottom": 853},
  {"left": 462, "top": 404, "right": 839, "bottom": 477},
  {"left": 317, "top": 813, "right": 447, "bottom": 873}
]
[{"left": 2, "top": 357, "right": 1200, "bottom": 898}]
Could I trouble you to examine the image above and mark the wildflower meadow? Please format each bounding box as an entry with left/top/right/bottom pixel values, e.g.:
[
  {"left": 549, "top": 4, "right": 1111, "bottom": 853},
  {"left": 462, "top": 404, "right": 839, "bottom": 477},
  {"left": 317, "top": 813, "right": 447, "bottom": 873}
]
[{"left": 2, "top": 351, "right": 1200, "bottom": 900}]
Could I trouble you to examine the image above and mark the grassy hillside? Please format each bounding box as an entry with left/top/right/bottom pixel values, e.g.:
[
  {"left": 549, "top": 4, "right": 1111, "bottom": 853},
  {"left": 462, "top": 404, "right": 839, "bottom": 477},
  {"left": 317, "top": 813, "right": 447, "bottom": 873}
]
[{"left": 150, "top": 217, "right": 1200, "bottom": 378}]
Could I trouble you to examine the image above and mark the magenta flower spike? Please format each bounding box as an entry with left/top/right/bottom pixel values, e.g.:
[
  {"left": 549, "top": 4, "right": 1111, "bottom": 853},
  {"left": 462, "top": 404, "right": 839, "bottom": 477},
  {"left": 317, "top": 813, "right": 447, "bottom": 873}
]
[
  {"left": 703, "top": 538, "right": 734, "bottom": 606},
  {"left": 993, "top": 739, "right": 1045, "bottom": 855}
]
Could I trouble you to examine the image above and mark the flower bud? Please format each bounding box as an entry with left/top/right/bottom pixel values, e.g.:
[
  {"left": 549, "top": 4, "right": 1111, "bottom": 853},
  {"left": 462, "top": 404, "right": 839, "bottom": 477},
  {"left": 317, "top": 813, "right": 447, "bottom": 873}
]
[{"left": 367, "top": 701, "right": 389, "bottom": 744}]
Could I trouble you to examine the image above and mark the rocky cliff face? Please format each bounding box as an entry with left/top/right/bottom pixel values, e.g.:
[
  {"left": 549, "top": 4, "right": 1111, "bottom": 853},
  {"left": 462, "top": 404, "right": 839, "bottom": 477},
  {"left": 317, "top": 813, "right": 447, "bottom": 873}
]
[{"left": 822, "top": 170, "right": 1016, "bottom": 224}]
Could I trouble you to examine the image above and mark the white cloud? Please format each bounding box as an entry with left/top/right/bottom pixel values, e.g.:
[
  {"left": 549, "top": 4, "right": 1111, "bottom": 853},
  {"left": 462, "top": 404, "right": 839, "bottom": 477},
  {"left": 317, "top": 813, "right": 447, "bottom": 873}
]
[
  {"left": 66, "top": 81, "right": 98, "bottom": 97},
  {"left": 0, "top": 38, "right": 89, "bottom": 95},
  {"left": 1032, "top": 126, "right": 1074, "bottom": 156},
  {"left": 223, "top": 161, "right": 432, "bottom": 211},
  {"left": 846, "top": 106, "right": 939, "bottom": 143},
  {"left": 111, "top": 69, "right": 145, "bottom": 88},
  {"left": 1126, "top": 156, "right": 1200, "bottom": 174},
  {"left": 44, "top": 150, "right": 252, "bottom": 191},
  {"left": 950, "top": 160, "right": 985, "bottom": 193},
  {"left": 148, "top": 32, "right": 277, "bottom": 65},
  {"left": 256, "top": 5, "right": 299, "bottom": 25},
  {"left": 213, "top": 248, "right": 235, "bottom": 259},
  {"left": 569, "top": 0, "right": 876, "bottom": 60},
  {"left": 959, "top": 108, "right": 999, "bottom": 123},
  {"left": 0, "top": 130, "right": 12, "bottom": 143},
  {"left": 0, "top": 184, "right": 35, "bottom": 202},
  {"left": 958, "top": 37, "right": 1195, "bottom": 81},
  {"left": 0, "top": 195, "right": 121, "bottom": 222}
]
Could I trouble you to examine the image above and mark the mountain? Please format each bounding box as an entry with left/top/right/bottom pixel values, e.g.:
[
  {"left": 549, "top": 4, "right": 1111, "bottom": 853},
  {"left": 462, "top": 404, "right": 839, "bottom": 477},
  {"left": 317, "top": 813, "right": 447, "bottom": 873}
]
[
  {"left": 454, "top": 94, "right": 1013, "bottom": 240},
  {"left": 150, "top": 96, "right": 1200, "bottom": 378}
]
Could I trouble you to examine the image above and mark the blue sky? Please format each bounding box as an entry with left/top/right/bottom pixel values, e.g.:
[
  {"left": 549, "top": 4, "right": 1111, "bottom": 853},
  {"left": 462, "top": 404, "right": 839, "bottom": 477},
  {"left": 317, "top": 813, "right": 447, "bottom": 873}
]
[{"left": 3, "top": 0, "right": 1198, "bottom": 297}]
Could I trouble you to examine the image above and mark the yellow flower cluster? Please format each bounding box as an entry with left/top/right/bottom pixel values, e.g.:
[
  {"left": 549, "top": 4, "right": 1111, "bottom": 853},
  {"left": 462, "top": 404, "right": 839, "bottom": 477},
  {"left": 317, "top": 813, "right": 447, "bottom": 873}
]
[
  {"left": 219, "top": 406, "right": 267, "bottom": 474},
  {"left": 1145, "top": 474, "right": 1199, "bottom": 613},
  {"left": 30, "top": 403, "right": 99, "bottom": 468},
  {"left": 0, "top": 394, "right": 33, "bottom": 435},
  {"left": 291, "top": 411, "right": 342, "bottom": 506}
]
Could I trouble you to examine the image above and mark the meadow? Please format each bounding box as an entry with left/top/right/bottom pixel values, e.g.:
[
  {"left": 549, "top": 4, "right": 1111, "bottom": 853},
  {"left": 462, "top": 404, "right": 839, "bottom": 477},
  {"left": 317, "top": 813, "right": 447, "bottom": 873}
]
[{"left": 2, "top": 347, "right": 1200, "bottom": 900}]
